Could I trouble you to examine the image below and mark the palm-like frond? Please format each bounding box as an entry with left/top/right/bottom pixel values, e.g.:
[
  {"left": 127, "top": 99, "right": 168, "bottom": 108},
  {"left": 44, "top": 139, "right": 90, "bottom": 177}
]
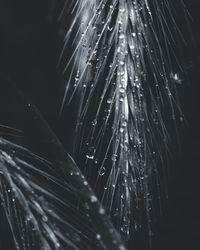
[
  {"left": 0, "top": 78, "right": 125, "bottom": 250},
  {"left": 0, "top": 135, "right": 127, "bottom": 250},
  {"left": 59, "top": 0, "right": 185, "bottom": 240}
]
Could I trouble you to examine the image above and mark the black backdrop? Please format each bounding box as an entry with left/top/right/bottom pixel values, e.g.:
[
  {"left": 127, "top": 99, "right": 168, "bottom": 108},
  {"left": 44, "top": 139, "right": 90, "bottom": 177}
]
[{"left": 0, "top": 1, "right": 199, "bottom": 250}]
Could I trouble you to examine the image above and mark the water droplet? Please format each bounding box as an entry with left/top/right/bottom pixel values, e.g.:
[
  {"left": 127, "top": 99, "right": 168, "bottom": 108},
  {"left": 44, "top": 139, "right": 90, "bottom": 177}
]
[
  {"left": 119, "top": 8, "right": 125, "bottom": 13},
  {"left": 120, "top": 127, "right": 124, "bottom": 133},
  {"left": 119, "top": 244, "right": 126, "bottom": 250},
  {"left": 86, "top": 154, "right": 94, "bottom": 160},
  {"left": 92, "top": 119, "right": 97, "bottom": 126},
  {"left": 121, "top": 120, "right": 127, "bottom": 127},
  {"left": 90, "top": 195, "right": 97, "bottom": 203},
  {"left": 42, "top": 216, "right": 48, "bottom": 222},
  {"left": 119, "top": 33, "right": 125, "bottom": 39},
  {"left": 75, "top": 76, "right": 79, "bottom": 82},
  {"left": 96, "top": 234, "right": 101, "bottom": 240},
  {"left": 112, "top": 154, "right": 117, "bottom": 162},
  {"left": 99, "top": 207, "right": 105, "bottom": 215},
  {"left": 86, "top": 147, "right": 95, "bottom": 160},
  {"left": 119, "top": 61, "right": 125, "bottom": 66},
  {"left": 56, "top": 242, "right": 60, "bottom": 248},
  {"left": 107, "top": 26, "right": 113, "bottom": 31},
  {"left": 98, "top": 167, "right": 106, "bottom": 176},
  {"left": 107, "top": 98, "right": 112, "bottom": 104}
]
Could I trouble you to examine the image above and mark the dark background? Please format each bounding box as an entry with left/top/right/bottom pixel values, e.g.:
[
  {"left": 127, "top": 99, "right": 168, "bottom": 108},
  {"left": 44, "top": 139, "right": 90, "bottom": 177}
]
[{"left": 0, "top": 0, "right": 199, "bottom": 249}]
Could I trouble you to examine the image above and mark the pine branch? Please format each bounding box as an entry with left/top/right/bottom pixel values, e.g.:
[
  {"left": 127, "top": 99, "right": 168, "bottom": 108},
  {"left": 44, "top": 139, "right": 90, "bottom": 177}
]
[{"left": 59, "top": 0, "right": 186, "bottom": 241}]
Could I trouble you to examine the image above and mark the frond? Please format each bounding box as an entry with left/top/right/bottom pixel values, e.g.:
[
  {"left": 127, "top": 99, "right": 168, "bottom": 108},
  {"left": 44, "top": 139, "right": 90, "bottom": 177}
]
[
  {"left": 0, "top": 136, "right": 125, "bottom": 250},
  {"left": 0, "top": 78, "right": 125, "bottom": 250},
  {"left": 59, "top": 0, "right": 186, "bottom": 241}
]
